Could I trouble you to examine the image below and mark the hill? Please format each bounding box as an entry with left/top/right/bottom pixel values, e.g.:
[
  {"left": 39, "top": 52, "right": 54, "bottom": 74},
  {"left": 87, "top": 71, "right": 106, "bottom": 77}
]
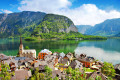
[
  {"left": 76, "top": 25, "right": 92, "bottom": 34},
  {"left": 114, "top": 32, "right": 120, "bottom": 37},
  {"left": 32, "top": 14, "right": 78, "bottom": 36},
  {"left": 0, "top": 11, "right": 46, "bottom": 38},
  {"left": 0, "top": 11, "right": 106, "bottom": 40},
  {"left": 84, "top": 18, "right": 120, "bottom": 36}
]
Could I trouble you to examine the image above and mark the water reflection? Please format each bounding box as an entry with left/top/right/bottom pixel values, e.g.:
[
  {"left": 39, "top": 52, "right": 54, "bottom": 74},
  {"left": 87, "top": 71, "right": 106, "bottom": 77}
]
[{"left": 75, "top": 46, "right": 120, "bottom": 65}]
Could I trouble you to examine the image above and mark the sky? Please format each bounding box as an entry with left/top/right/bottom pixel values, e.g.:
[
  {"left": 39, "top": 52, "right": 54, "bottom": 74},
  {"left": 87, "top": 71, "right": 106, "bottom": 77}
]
[{"left": 0, "top": 0, "right": 120, "bottom": 26}]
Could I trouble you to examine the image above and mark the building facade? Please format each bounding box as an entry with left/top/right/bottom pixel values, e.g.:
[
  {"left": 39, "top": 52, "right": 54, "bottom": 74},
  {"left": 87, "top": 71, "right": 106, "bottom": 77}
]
[
  {"left": 18, "top": 37, "right": 36, "bottom": 58},
  {"left": 38, "top": 49, "right": 52, "bottom": 59}
]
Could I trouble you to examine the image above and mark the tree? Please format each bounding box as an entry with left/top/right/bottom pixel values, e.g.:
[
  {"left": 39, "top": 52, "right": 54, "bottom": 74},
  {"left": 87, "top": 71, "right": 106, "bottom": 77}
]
[
  {"left": 65, "top": 67, "right": 86, "bottom": 80},
  {"left": 95, "top": 76, "right": 102, "bottom": 80},
  {"left": 18, "top": 28, "right": 23, "bottom": 35},
  {"left": 53, "top": 76, "right": 59, "bottom": 80},
  {"left": 25, "top": 46, "right": 30, "bottom": 49},
  {"left": 66, "top": 66, "right": 72, "bottom": 74},
  {"left": 101, "top": 62, "right": 116, "bottom": 78},
  {"left": 0, "top": 63, "right": 15, "bottom": 80},
  {"left": 45, "top": 66, "right": 52, "bottom": 80},
  {"left": 39, "top": 73, "right": 45, "bottom": 80}
]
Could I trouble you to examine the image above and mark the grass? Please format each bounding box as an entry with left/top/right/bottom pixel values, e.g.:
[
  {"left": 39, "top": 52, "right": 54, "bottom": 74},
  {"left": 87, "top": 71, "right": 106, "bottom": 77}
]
[{"left": 84, "top": 67, "right": 95, "bottom": 72}]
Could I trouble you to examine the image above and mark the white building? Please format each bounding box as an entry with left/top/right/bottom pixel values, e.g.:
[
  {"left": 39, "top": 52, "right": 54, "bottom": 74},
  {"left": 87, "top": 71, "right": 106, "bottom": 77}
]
[{"left": 18, "top": 37, "right": 36, "bottom": 58}]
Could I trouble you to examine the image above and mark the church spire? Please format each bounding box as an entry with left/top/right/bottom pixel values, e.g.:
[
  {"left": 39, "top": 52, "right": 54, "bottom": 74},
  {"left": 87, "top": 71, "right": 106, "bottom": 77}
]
[{"left": 20, "top": 36, "right": 22, "bottom": 44}]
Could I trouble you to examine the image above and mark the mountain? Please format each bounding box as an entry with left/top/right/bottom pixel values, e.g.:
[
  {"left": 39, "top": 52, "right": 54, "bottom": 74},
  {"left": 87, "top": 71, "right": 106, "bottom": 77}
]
[
  {"left": 76, "top": 25, "right": 92, "bottom": 34},
  {"left": 85, "top": 18, "right": 120, "bottom": 36},
  {"left": 114, "top": 32, "right": 120, "bottom": 37},
  {"left": 32, "top": 14, "right": 77, "bottom": 36},
  {"left": 0, "top": 11, "right": 46, "bottom": 38},
  {"left": 0, "top": 11, "right": 78, "bottom": 38}
]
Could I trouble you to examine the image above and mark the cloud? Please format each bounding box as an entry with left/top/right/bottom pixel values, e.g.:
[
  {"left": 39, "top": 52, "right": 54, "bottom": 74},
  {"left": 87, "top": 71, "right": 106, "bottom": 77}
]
[
  {"left": 75, "top": 46, "right": 120, "bottom": 65},
  {"left": 18, "top": 0, "right": 120, "bottom": 26},
  {"left": 1, "top": 9, "right": 13, "bottom": 13},
  {"left": 18, "top": 0, "right": 71, "bottom": 13}
]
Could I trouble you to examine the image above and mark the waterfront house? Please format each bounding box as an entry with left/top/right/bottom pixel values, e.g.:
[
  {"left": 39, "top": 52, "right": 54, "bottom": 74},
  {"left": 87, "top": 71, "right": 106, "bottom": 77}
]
[
  {"left": 59, "top": 52, "right": 65, "bottom": 58},
  {"left": 77, "top": 55, "right": 95, "bottom": 68},
  {"left": 90, "top": 62, "right": 103, "bottom": 71},
  {"left": 114, "top": 64, "right": 120, "bottom": 74},
  {"left": 38, "top": 49, "right": 52, "bottom": 60},
  {"left": 114, "top": 64, "right": 120, "bottom": 79}
]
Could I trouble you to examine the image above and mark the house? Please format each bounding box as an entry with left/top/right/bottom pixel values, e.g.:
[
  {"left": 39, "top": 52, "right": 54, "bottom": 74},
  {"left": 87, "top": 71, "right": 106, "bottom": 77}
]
[
  {"left": 114, "top": 64, "right": 120, "bottom": 80},
  {"left": 114, "top": 64, "right": 120, "bottom": 74},
  {"left": 69, "top": 60, "right": 83, "bottom": 70},
  {"left": 9, "top": 62, "right": 16, "bottom": 71},
  {"left": 47, "top": 62, "right": 56, "bottom": 70},
  {"left": 38, "top": 49, "right": 52, "bottom": 60},
  {"left": 59, "top": 56, "right": 70, "bottom": 66},
  {"left": 34, "top": 65, "right": 46, "bottom": 72},
  {"left": 0, "top": 53, "right": 10, "bottom": 64},
  {"left": 18, "top": 37, "right": 36, "bottom": 58},
  {"left": 44, "top": 54, "right": 58, "bottom": 67},
  {"left": 86, "top": 71, "right": 107, "bottom": 80},
  {"left": 77, "top": 54, "right": 95, "bottom": 68},
  {"left": 52, "top": 70, "right": 62, "bottom": 79},
  {"left": 66, "top": 52, "right": 73, "bottom": 61},
  {"left": 59, "top": 52, "right": 65, "bottom": 58},
  {"left": 59, "top": 65, "right": 68, "bottom": 72},
  {"left": 10, "top": 69, "right": 32, "bottom": 80},
  {"left": 30, "top": 60, "right": 38, "bottom": 66},
  {"left": 4, "top": 59, "right": 18, "bottom": 70},
  {"left": 53, "top": 52, "right": 59, "bottom": 56},
  {"left": 38, "top": 65, "right": 46, "bottom": 72},
  {"left": 77, "top": 58, "right": 94, "bottom": 68},
  {"left": 34, "top": 60, "right": 47, "bottom": 68}
]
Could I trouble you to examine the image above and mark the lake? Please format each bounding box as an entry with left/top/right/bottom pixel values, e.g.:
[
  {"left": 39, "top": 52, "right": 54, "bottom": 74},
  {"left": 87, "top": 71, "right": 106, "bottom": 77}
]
[{"left": 0, "top": 38, "right": 120, "bottom": 65}]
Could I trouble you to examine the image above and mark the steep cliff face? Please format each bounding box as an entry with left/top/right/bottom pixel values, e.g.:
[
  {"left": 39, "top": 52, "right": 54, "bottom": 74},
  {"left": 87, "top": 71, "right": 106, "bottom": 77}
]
[
  {"left": 32, "top": 14, "right": 78, "bottom": 35},
  {"left": 0, "top": 11, "right": 78, "bottom": 38},
  {"left": 0, "top": 11, "right": 46, "bottom": 37}
]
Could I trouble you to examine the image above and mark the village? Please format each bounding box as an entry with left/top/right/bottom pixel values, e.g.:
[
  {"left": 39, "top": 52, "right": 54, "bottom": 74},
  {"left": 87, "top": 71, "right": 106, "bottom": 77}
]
[{"left": 0, "top": 37, "right": 119, "bottom": 80}]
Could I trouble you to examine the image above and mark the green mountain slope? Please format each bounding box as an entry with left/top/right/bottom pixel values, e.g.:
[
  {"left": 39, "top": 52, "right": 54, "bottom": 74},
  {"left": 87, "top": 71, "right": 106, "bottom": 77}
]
[
  {"left": 85, "top": 18, "right": 120, "bottom": 36},
  {"left": 0, "top": 11, "right": 106, "bottom": 40},
  {"left": 32, "top": 14, "right": 78, "bottom": 36},
  {"left": 0, "top": 11, "right": 46, "bottom": 38}
]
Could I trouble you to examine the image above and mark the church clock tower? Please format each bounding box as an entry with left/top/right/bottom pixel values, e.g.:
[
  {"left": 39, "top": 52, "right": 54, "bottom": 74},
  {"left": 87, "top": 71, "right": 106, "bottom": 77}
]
[{"left": 19, "top": 36, "right": 23, "bottom": 57}]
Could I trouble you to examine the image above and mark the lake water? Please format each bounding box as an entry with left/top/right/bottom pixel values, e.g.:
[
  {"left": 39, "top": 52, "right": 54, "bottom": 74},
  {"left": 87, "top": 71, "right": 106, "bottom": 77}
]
[{"left": 0, "top": 38, "right": 120, "bottom": 65}]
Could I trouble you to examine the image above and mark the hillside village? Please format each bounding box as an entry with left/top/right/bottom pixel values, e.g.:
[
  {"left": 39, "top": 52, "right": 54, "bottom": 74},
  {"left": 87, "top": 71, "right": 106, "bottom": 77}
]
[{"left": 0, "top": 37, "right": 119, "bottom": 80}]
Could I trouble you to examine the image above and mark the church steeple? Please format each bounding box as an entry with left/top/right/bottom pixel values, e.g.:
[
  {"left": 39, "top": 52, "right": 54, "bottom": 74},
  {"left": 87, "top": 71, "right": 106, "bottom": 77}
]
[
  {"left": 19, "top": 36, "right": 23, "bottom": 57},
  {"left": 20, "top": 36, "right": 22, "bottom": 44}
]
